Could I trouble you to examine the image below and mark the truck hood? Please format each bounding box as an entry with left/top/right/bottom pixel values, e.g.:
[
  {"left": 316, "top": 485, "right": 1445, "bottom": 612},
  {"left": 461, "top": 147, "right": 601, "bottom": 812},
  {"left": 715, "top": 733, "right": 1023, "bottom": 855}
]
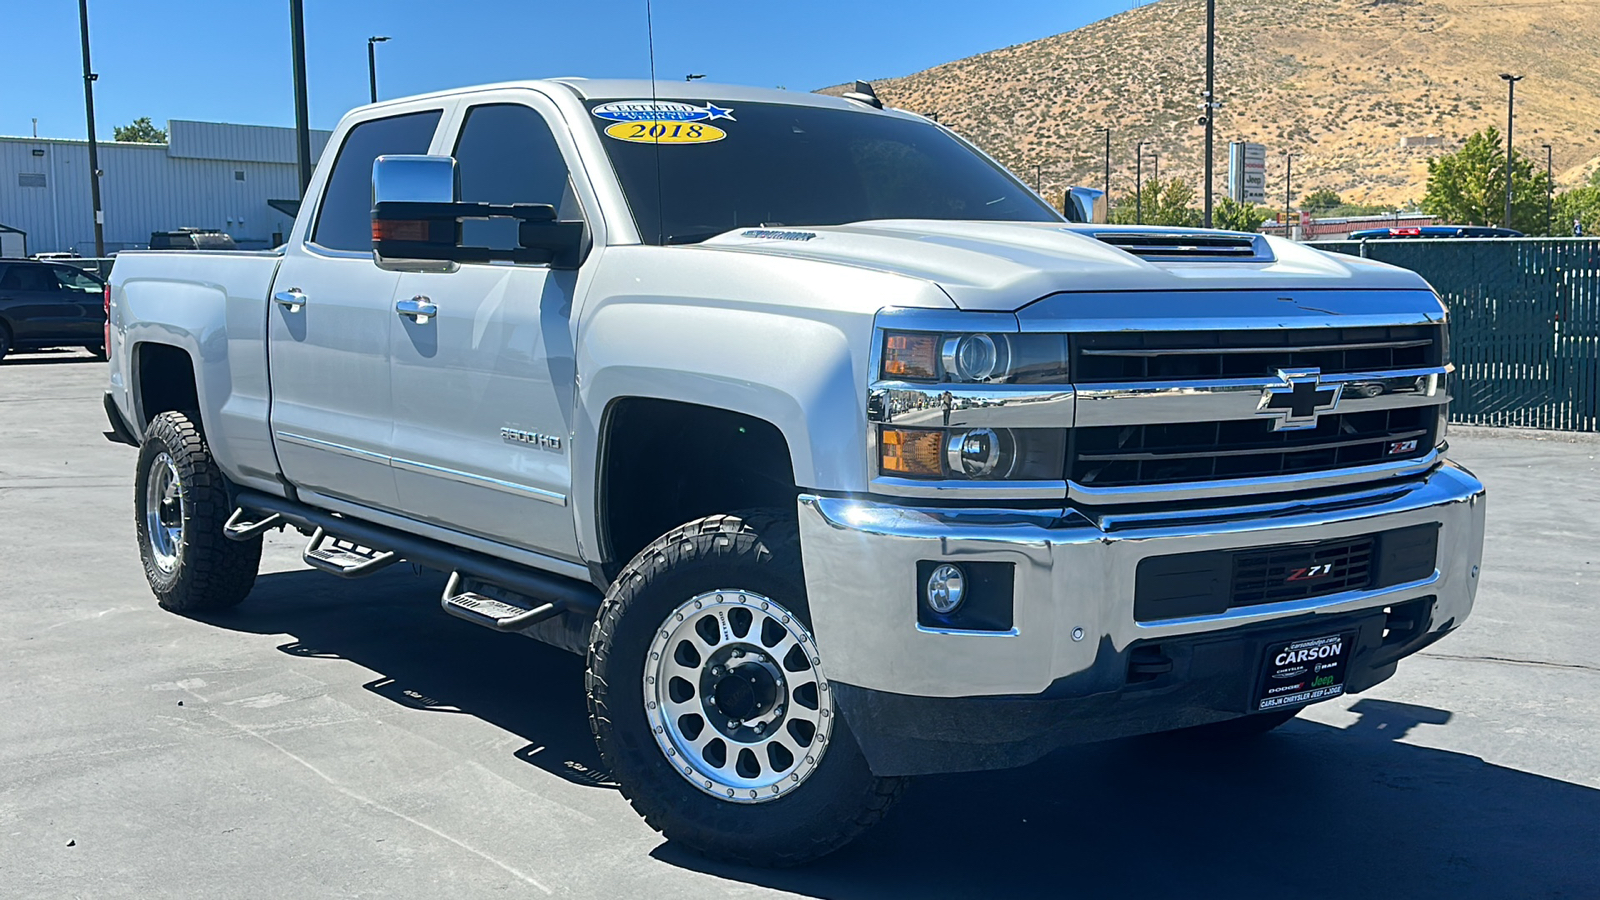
[{"left": 698, "top": 221, "right": 1429, "bottom": 312}]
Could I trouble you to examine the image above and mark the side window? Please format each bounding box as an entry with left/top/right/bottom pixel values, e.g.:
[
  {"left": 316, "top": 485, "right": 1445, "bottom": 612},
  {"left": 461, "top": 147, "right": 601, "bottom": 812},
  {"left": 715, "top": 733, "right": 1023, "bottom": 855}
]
[
  {"left": 311, "top": 109, "right": 442, "bottom": 252},
  {"left": 1, "top": 265, "right": 60, "bottom": 293},
  {"left": 52, "top": 266, "right": 103, "bottom": 293},
  {"left": 453, "top": 104, "right": 580, "bottom": 251}
]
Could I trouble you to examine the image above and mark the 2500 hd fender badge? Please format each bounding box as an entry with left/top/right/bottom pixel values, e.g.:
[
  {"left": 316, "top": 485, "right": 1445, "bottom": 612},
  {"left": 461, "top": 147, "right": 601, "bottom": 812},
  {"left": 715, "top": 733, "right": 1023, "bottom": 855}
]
[{"left": 501, "top": 428, "right": 562, "bottom": 451}]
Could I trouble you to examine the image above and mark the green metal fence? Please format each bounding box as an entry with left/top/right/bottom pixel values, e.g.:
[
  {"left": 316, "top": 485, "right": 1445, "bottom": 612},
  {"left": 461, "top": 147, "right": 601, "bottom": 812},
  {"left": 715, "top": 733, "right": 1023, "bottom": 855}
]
[{"left": 1312, "top": 238, "right": 1600, "bottom": 432}]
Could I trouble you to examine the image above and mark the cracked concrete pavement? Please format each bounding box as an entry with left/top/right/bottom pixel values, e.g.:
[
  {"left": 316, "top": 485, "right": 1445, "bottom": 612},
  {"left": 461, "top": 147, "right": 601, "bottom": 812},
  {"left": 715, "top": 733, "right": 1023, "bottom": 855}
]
[{"left": 2, "top": 352, "right": 1596, "bottom": 898}]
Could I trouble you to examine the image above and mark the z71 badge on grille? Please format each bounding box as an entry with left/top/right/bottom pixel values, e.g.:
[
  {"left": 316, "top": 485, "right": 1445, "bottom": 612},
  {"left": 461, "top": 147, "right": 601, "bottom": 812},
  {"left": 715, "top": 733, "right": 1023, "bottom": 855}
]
[{"left": 1257, "top": 368, "right": 1342, "bottom": 431}]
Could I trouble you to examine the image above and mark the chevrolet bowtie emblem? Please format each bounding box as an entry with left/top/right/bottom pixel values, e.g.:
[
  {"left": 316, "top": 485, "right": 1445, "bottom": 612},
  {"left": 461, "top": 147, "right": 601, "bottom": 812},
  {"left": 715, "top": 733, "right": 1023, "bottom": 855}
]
[{"left": 1257, "top": 368, "right": 1342, "bottom": 431}]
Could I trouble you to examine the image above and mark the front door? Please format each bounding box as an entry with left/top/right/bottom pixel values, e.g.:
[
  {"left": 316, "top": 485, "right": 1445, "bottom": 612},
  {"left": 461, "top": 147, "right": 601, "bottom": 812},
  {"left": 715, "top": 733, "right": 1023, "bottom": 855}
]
[
  {"left": 388, "top": 98, "right": 585, "bottom": 562},
  {"left": 267, "top": 107, "right": 444, "bottom": 511}
]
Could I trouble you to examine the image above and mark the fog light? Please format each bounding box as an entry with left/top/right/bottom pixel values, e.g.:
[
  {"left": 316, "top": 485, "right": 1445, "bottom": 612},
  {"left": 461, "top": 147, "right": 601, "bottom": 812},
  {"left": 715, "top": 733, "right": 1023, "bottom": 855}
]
[{"left": 925, "top": 564, "right": 966, "bottom": 614}]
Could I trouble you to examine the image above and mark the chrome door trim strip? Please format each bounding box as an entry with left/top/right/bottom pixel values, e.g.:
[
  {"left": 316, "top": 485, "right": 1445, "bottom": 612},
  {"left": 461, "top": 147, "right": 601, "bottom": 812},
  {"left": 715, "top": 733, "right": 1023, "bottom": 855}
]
[
  {"left": 390, "top": 456, "right": 568, "bottom": 506},
  {"left": 275, "top": 431, "right": 567, "bottom": 507},
  {"left": 275, "top": 430, "right": 392, "bottom": 465}
]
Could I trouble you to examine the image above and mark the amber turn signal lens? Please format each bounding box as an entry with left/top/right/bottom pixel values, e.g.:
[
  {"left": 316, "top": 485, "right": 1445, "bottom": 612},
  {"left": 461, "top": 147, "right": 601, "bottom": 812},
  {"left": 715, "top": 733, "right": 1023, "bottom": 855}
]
[
  {"left": 882, "top": 332, "right": 939, "bottom": 381},
  {"left": 880, "top": 427, "right": 944, "bottom": 476}
]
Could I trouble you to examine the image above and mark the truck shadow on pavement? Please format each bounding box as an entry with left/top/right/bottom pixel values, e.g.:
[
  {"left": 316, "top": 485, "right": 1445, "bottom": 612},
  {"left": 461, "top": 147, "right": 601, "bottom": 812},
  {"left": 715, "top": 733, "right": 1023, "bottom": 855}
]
[
  {"left": 213, "top": 567, "right": 1599, "bottom": 899},
  {"left": 207, "top": 565, "right": 614, "bottom": 790}
]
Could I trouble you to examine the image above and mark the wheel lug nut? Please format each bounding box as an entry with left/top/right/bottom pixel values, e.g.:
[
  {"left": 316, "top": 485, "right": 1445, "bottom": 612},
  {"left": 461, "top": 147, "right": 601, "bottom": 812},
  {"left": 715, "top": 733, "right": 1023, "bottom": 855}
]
[{"left": 754, "top": 723, "right": 765, "bottom": 734}]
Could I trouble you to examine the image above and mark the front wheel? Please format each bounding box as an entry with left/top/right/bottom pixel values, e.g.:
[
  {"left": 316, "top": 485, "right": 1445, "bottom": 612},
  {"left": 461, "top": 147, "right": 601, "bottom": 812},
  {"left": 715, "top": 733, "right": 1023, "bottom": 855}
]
[
  {"left": 587, "top": 512, "right": 906, "bottom": 867},
  {"left": 135, "top": 411, "right": 261, "bottom": 612}
]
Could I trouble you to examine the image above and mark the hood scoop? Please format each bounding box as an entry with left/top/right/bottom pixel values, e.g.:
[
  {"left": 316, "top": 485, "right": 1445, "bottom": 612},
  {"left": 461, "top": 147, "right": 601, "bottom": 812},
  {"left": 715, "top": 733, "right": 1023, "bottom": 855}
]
[{"left": 1093, "top": 230, "right": 1275, "bottom": 263}]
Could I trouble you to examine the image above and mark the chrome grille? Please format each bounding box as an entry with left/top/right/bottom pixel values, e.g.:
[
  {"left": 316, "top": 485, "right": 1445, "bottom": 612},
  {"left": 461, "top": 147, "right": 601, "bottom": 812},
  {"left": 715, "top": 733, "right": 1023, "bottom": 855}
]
[
  {"left": 1072, "top": 325, "right": 1443, "bottom": 384},
  {"left": 1070, "top": 403, "right": 1437, "bottom": 488}
]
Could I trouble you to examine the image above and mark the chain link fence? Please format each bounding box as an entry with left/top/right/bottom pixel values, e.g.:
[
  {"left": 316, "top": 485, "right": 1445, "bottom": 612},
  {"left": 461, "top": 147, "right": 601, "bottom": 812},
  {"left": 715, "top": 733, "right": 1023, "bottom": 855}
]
[{"left": 1312, "top": 238, "right": 1600, "bottom": 432}]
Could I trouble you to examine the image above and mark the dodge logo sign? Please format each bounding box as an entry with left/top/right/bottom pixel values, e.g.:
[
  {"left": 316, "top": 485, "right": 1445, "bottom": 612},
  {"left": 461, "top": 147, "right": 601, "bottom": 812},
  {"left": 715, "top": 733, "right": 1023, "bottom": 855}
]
[{"left": 1257, "top": 368, "right": 1342, "bottom": 431}]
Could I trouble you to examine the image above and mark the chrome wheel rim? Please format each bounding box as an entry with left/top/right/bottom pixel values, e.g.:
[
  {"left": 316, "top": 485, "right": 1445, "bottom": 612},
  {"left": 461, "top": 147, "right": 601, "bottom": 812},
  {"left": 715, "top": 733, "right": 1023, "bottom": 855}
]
[
  {"left": 645, "top": 590, "right": 833, "bottom": 804},
  {"left": 145, "top": 451, "right": 184, "bottom": 573}
]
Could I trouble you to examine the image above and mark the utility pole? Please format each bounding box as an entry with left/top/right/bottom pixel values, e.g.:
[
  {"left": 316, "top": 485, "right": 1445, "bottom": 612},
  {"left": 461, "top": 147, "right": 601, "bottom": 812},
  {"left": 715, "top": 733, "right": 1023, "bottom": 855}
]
[
  {"left": 367, "top": 36, "right": 390, "bottom": 104},
  {"left": 1136, "top": 141, "right": 1150, "bottom": 224},
  {"left": 1542, "top": 143, "right": 1553, "bottom": 235},
  {"left": 1103, "top": 127, "right": 1111, "bottom": 203},
  {"left": 1500, "top": 73, "right": 1523, "bottom": 230},
  {"left": 1283, "top": 152, "right": 1295, "bottom": 240},
  {"left": 290, "top": 0, "right": 313, "bottom": 197},
  {"left": 1152, "top": 150, "right": 1159, "bottom": 194},
  {"left": 77, "top": 0, "right": 105, "bottom": 259},
  {"left": 1202, "top": 0, "right": 1217, "bottom": 228}
]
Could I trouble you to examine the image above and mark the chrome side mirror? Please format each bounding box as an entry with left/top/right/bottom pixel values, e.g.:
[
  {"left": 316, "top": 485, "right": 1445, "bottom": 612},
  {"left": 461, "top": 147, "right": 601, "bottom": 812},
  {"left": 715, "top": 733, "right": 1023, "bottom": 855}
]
[
  {"left": 372, "top": 154, "right": 460, "bottom": 272},
  {"left": 1063, "top": 186, "right": 1108, "bottom": 225}
]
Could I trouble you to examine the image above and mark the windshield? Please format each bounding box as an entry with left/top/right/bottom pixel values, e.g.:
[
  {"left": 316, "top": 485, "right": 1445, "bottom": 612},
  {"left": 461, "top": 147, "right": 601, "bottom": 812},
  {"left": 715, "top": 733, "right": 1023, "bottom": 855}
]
[{"left": 586, "top": 98, "right": 1060, "bottom": 245}]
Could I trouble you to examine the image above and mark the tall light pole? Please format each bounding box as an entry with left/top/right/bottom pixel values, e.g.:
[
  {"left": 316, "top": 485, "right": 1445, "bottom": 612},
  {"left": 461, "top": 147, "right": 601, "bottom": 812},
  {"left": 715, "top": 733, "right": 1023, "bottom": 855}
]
[
  {"left": 1282, "top": 151, "right": 1295, "bottom": 239},
  {"left": 1151, "top": 150, "right": 1160, "bottom": 194},
  {"left": 1136, "top": 141, "right": 1151, "bottom": 224},
  {"left": 77, "top": 0, "right": 105, "bottom": 259},
  {"left": 1102, "top": 127, "right": 1111, "bottom": 203},
  {"left": 1542, "top": 143, "right": 1553, "bottom": 235},
  {"left": 1202, "top": 0, "right": 1217, "bottom": 228},
  {"left": 367, "top": 36, "right": 390, "bottom": 104},
  {"left": 289, "top": 0, "right": 313, "bottom": 197},
  {"left": 1500, "top": 73, "right": 1523, "bottom": 230}
]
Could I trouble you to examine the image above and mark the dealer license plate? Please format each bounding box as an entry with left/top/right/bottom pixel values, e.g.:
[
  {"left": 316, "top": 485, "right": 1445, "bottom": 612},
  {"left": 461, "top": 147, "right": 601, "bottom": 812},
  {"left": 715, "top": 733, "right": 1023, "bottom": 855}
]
[{"left": 1254, "top": 632, "right": 1355, "bottom": 712}]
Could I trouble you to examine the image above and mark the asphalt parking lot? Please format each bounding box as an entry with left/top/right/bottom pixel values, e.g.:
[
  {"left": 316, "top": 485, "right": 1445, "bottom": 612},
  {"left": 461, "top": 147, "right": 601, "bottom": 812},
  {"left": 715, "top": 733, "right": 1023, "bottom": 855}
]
[{"left": 3, "top": 351, "right": 1597, "bottom": 899}]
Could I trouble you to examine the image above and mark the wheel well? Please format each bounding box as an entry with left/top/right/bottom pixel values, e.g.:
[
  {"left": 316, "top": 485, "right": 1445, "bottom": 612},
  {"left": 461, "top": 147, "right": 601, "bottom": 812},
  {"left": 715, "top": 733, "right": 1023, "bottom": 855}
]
[
  {"left": 599, "top": 398, "right": 797, "bottom": 574},
  {"left": 135, "top": 343, "right": 200, "bottom": 432}
]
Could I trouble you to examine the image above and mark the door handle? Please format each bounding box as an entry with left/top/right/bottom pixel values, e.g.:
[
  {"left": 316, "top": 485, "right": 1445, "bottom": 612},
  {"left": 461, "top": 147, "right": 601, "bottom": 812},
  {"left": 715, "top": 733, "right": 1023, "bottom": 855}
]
[
  {"left": 396, "top": 296, "right": 438, "bottom": 324},
  {"left": 273, "top": 288, "right": 306, "bottom": 312}
]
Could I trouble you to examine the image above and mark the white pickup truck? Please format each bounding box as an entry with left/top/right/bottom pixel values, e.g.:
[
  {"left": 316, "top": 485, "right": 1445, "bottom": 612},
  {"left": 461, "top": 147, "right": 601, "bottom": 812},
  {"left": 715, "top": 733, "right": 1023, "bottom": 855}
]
[{"left": 106, "top": 79, "right": 1487, "bottom": 865}]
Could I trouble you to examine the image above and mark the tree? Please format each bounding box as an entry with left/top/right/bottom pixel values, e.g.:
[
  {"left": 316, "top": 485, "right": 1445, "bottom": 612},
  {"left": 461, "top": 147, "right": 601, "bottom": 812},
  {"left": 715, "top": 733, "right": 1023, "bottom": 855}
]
[
  {"left": 1422, "top": 127, "right": 1553, "bottom": 233},
  {"left": 1552, "top": 170, "right": 1600, "bottom": 236},
  {"left": 114, "top": 117, "right": 167, "bottom": 143},
  {"left": 1214, "top": 197, "right": 1271, "bottom": 232},
  {"left": 1302, "top": 189, "right": 1342, "bottom": 213},
  {"left": 1108, "top": 178, "right": 1201, "bottom": 227}
]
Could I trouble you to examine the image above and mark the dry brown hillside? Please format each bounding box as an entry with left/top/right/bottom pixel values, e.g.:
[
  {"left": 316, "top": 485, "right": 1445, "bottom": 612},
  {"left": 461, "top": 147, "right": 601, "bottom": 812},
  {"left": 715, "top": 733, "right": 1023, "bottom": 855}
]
[{"left": 824, "top": 0, "right": 1600, "bottom": 210}]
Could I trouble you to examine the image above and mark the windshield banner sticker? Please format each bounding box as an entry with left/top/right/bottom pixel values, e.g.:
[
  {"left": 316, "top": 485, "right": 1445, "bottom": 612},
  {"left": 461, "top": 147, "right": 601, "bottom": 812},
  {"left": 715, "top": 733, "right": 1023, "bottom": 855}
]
[
  {"left": 592, "top": 100, "right": 736, "bottom": 123},
  {"left": 604, "top": 121, "right": 726, "bottom": 144},
  {"left": 594, "top": 101, "right": 733, "bottom": 144}
]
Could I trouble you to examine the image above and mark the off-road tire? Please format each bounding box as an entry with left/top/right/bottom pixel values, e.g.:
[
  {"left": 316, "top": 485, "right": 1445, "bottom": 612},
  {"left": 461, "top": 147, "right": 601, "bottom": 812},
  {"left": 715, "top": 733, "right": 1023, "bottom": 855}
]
[
  {"left": 135, "top": 411, "right": 261, "bottom": 612},
  {"left": 587, "top": 510, "right": 907, "bottom": 867}
]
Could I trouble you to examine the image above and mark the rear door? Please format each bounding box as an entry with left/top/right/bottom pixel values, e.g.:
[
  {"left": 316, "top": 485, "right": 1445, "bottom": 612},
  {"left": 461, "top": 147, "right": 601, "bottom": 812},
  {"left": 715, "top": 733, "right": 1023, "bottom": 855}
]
[
  {"left": 386, "top": 95, "right": 590, "bottom": 561},
  {"left": 267, "top": 106, "right": 445, "bottom": 511}
]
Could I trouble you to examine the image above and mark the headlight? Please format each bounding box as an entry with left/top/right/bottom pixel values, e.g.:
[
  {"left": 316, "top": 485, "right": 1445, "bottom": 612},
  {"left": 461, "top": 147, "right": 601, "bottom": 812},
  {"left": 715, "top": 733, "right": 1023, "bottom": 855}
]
[
  {"left": 880, "top": 331, "right": 1068, "bottom": 384},
  {"left": 880, "top": 426, "right": 1064, "bottom": 480}
]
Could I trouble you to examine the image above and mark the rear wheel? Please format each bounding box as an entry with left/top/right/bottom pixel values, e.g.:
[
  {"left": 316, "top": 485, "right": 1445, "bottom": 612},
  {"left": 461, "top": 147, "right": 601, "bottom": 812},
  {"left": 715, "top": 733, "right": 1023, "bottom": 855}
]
[
  {"left": 85, "top": 343, "right": 107, "bottom": 361},
  {"left": 587, "top": 511, "right": 906, "bottom": 867},
  {"left": 0, "top": 324, "right": 12, "bottom": 362},
  {"left": 135, "top": 411, "right": 261, "bottom": 612}
]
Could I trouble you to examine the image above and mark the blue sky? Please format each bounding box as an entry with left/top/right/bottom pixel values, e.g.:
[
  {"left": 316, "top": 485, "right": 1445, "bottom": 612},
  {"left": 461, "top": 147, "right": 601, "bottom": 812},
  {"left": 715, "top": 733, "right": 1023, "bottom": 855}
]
[{"left": 3, "top": 0, "right": 1137, "bottom": 140}]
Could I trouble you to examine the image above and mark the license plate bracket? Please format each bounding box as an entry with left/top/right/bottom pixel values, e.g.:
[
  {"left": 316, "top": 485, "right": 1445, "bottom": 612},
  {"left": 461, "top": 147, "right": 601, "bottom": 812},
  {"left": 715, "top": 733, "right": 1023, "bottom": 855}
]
[{"left": 1253, "top": 631, "right": 1355, "bottom": 712}]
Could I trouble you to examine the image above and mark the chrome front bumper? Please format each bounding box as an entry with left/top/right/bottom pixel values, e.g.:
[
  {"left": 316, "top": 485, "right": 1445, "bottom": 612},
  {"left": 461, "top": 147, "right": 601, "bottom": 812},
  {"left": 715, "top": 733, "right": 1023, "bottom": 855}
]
[{"left": 797, "top": 462, "right": 1486, "bottom": 700}]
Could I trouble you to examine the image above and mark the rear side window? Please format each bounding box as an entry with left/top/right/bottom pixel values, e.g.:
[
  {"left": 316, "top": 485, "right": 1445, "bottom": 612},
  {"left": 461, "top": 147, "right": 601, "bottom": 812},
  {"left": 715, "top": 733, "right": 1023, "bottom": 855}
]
[
  {"left": 312, "top": 110, "right": 442, "bottom": 252},
  {"left": 453, "top": 103, "right": 580, "bottom": 250},
  {"left": 0, "top": 264, "right": 61, "bottom": 292}
]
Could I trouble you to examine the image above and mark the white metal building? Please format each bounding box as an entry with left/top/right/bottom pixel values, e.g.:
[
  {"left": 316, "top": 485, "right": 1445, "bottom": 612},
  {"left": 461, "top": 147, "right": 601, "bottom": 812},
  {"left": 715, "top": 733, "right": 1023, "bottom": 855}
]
[{"left": 0, "top": 120, "right": 333, "bottom": 256}]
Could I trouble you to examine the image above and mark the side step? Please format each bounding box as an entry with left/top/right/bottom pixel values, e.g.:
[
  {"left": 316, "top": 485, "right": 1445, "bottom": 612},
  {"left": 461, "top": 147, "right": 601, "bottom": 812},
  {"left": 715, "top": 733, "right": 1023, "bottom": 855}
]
[
  {"left": 226, "top": 490, "right": 602, "bottom": 626},
  {"left": 223, "top": 508, "right": 282, "bottom": 541},
  {"left": 303, "top": 526, "right": 400, "bottom": 577},
  {"left": 440, "top": 571, "right": 566, "bottom": 632}
]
